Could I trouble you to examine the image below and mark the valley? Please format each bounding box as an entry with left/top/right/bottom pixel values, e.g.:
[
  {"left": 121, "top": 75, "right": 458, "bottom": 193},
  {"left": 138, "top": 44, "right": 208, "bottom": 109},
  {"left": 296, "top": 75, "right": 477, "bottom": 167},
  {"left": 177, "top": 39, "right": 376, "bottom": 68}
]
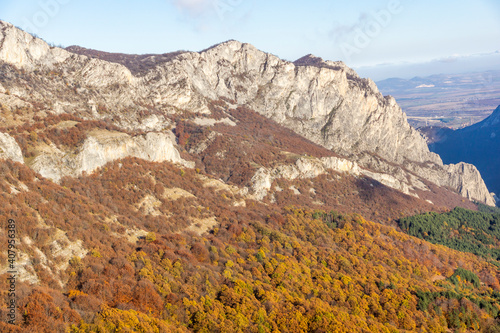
[
  {"left": 419, "top": 105, "right": 500, "bottom": 198},
  {"left": 377, "top": 70, "right": 500, "bottom": 129}
]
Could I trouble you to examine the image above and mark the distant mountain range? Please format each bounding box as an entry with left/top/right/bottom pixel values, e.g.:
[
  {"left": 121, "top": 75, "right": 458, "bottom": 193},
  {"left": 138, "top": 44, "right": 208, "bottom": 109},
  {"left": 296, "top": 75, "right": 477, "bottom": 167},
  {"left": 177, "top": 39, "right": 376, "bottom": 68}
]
[
  {"left": 377, "top": 71, "right": 500, "bottom": 128},
  {"left": 420, "top": 105, "right": 500, "bottom": 197},
  {"left": 358, "top": 51, "right": 500, "bottom": 81}
]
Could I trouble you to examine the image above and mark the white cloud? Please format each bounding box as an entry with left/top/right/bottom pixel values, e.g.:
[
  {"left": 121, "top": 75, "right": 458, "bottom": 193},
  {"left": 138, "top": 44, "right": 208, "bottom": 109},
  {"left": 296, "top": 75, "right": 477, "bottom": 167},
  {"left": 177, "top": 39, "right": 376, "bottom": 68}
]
[
  {"left": 329, "top": 13, "right": 370, "bottom": 43},
  {"left": 438, "top": 54, "right": 461, "bottom": 63},
  {"left": 170, "top": 0, "right": 213, "bottom": 16}
]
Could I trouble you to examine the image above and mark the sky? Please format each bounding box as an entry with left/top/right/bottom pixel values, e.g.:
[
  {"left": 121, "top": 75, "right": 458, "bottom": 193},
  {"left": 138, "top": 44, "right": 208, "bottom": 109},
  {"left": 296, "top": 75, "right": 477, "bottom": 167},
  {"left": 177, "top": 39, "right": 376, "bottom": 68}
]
[{"left": 0, "top": 0, "right": 499, "bottom": 80}]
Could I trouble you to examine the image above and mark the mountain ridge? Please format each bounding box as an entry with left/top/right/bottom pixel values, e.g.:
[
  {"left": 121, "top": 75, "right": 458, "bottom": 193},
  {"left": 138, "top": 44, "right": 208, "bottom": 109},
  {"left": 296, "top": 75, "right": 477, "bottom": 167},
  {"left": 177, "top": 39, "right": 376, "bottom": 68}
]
[{"left": 0, "top": 20, "right": 495, "bottom": 205}]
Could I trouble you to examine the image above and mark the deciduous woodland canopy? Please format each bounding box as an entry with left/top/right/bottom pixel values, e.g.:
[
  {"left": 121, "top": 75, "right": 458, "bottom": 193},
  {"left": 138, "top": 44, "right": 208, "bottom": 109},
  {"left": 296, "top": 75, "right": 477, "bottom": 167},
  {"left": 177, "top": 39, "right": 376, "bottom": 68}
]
[
  {"left": 0, "top": 155, "right": 500, "bottom": 332},
  {"left": 0, "top": 101, "right": 496, "bottom": 332}
]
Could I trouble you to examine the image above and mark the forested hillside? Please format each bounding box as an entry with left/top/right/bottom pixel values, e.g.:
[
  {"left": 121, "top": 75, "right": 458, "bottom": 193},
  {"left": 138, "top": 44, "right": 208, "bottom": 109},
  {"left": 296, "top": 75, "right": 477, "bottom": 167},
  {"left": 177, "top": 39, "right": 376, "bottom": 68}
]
[
  {"left": 0, "top": 100, "right": 497, "bottom": 333},
  {"left": 1, "top": 158, "right": 500, "bottom": 332},
  {"left": 399, "top": 207, "right": 500, "bottom": 264}
]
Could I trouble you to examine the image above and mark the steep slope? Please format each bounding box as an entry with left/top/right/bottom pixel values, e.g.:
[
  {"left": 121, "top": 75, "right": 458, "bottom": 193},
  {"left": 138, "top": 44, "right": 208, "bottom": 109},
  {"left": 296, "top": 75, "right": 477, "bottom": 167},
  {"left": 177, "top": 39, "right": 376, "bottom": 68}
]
[
  {"left": 0, "top": 159, "right": 499, "bottom": 332},
  {"left": 422, "top": 105, "right": 500, "bottom": 198},
  {"left": 0, "top": 20, "right": 494, "bottom": 205},
  {"left": 176, "top": 48, "right": 437, "bottom": 166},
  {"left": 176, "top": 105, "right": 479, "bottom": 215}
]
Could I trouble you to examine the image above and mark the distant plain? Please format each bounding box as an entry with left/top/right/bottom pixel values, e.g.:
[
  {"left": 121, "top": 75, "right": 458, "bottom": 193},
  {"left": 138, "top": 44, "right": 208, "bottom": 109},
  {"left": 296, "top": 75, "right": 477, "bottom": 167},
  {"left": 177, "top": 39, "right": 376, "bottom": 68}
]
[{"left": 377, "top": 70, "right": 500, "bottom": 129}]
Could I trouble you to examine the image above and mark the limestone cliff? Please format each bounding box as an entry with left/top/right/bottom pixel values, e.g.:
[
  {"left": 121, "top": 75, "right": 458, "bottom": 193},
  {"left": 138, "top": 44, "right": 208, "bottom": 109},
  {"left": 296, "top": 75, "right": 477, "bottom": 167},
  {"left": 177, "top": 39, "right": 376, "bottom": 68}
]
[
  {"left": 0, "top": 132, "right": 24, "bottom": 163},
  {"left": 162, "top": 44, "right": 441, "bottom": 166},
  {"left": 0, "top": 21, "right": 70, "bottom": 69},
  {"left": 0, "top": 21, "right": 494, "bottom": 205},
  {"left": 443, "top": 163, "right": 494, "bottom": 205},
  {"left": 30, "top": 131, "right": 193, "bottom": 182},
  {"left": 358, "top": 153, "right": 496, "bottom": 206}
]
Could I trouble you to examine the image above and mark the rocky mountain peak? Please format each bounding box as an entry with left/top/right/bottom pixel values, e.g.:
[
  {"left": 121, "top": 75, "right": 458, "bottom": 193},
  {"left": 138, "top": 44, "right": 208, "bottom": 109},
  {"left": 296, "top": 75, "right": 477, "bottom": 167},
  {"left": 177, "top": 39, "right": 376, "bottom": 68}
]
[
  {"left": 0, "top": 20, "right": 71, "bottom": 69},
  {"left": 0, "top": 21, "right": 495, "bottom": 205},
  {"left": 200, "top": 39, "right": 246, "bottom": 53},
  {"left": 293, "top": 54, "right": 360, "bottom": 82},
  {"left": 294, "top": 54, "right": 324, "bottom": 65}
]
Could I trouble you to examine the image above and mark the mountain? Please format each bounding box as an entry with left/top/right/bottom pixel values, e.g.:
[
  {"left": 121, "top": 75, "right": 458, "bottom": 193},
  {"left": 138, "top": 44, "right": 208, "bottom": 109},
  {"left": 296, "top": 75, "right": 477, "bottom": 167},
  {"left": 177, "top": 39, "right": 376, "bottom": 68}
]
[
  {"left": 0, "top": 21, "right": 494, "bottom": 206},
  {"left": 2, "top": 20, "right": 500, "bottom": 332},
  {"left": 421, "top": 105, "right": 500, "bottom": 198}
]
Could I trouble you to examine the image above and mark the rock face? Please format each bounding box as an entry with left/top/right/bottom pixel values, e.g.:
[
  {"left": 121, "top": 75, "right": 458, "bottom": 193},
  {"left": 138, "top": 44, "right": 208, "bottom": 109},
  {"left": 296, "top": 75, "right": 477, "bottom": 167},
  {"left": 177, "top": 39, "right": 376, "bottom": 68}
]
[
  {"left": 0, "top": 20, "right": 494, "bottom": 205},
  {"left": 443, "top": 163, "right": 494, "bottom": 205},
  {"left": 0, "top": 21, "right": 70, "bottom": 69},
  {"left": 166, "top": 46, "right": 441, "bottom": 166},
  {"left": 77, "top": 131, "right": 191, "bottom": 174},
  {"left": 0, "top": 132, "right": 24, "bottom": 163},
  {"left": 31, "top": 131, "right": 193, "bottom": 182},
  {"left": 358, "top": 153, "right": 496, "bottom": 206},
  {"left": 250, "top": 156, "right": 421, "bottom": 201}
]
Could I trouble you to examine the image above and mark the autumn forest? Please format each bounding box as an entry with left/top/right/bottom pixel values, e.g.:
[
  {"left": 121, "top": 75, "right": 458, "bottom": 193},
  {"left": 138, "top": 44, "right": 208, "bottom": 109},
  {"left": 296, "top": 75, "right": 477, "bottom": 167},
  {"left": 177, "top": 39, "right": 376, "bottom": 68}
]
[{"left": 0, "top": 100, "right": 499, "bottom": 333}]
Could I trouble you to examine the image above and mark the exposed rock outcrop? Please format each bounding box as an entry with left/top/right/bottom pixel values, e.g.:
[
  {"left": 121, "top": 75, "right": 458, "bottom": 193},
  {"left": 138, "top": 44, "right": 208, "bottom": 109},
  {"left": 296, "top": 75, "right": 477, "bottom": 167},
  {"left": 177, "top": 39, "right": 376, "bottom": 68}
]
[
  {"left": 0, "top": 229, "right": 86, "bottom": 285},
  {"left": 404, "top": 160, "right": 494, "bottom": 205},
  {"left": 130, "top": 42, "right": 495, "bottom": 204},
  {"left": 357, "top": 154, "right": 496, "bottom": 206},
  {"left": 31, "top": 131, "right": 193, "bottom": 182},
  {"left": 250, "top": 156, "right": 421, "bottom": 200},
  {"left": 175, "top": 44, "right": 442, "bottom": 166},
  {"left": 0, "top": 132, "right": 24, "bottom": 163},
  {"left": 0, "top": 21, "right": 70, "bottom": 69},
  {"left": 443, "top": 163, "right": 494, "bottom": 205}
]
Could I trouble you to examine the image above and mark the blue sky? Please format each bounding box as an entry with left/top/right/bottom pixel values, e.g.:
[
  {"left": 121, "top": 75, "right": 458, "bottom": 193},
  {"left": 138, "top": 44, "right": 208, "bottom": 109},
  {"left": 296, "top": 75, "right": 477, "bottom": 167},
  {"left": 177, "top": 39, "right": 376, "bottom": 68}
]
[{"left": 1, "top": 0, "right": 499, "bottom": 79}]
